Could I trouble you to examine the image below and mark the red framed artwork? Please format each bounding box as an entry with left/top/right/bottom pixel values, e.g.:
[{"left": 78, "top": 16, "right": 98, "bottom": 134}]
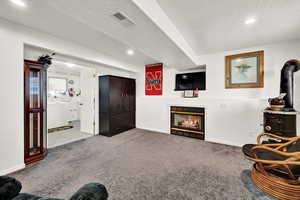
[{"left": 145, "top": 63, "right": 163, "bottom": 95}]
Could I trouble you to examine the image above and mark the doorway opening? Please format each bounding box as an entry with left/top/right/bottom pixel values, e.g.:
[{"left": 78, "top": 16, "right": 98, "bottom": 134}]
[
  {"left": 47, "top": 64, "right": 94, "bottom": 148},
  {"left": 24, "top": 44, "right": 97, "bottom": 151}
]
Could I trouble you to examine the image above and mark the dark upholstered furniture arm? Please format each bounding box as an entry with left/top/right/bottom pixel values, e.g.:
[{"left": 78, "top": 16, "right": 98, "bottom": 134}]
[
  {"left": 12, "top": 193, "right": 63, "bottom": 200},
  {"left": 12, "top": 193, "right": 41, "bottom": 200},
  {"left": 0, "top": 176, "right": 22, "bottom": 200},
  {"left": 69, "top": 183, "right": 108, "bottom": 200},
  {"left": 1, "top": 176, "right": 108, "bottom": 200}
]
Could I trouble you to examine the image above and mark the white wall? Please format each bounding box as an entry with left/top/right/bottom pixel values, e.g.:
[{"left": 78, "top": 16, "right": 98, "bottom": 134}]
[
  {"left": 136, "top": 40, "right": 300, "bottom": 147},
  {"left": 0, "top": 30, "right": 25, "bottom": 175},
  {"left": 0, "top": 19, "right": 137, "bottom": 175}
]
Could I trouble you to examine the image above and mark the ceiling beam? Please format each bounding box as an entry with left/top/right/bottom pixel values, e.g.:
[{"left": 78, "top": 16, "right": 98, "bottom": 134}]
[{"left": 132, "top": 0, "right": 200, "bottom": 65}]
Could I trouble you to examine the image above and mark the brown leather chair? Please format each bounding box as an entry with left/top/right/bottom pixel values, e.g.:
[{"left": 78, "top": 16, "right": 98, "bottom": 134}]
[{"left": 243, "top": 133, "right": 300, "bottom": 200}]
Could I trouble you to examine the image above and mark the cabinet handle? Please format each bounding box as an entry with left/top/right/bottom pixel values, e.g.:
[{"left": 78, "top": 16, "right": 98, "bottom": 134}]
[{"left": 265, "top": 126, "right": 272, "bottom": 131}]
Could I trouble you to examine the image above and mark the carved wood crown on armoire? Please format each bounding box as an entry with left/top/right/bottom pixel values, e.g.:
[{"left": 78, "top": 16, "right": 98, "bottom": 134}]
[{"left": 98, "top": 75, "right": 136, "bottom": 137}]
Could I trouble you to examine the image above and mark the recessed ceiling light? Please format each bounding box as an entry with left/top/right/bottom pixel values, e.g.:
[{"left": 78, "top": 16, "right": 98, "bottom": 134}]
[
  {"left": 245, "top": 18, "right": 256, "bottom": 25},
  {"left": 10, "top": 0, "right": 27, "bottom": 7},
  {"left": 127, "top": 49, "right": 134, "bottom": 56},
  {"left": 66, "top": 63, "right": 75, "bottom": 68}
]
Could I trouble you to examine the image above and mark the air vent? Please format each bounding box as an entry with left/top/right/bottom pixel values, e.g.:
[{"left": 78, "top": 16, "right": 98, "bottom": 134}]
[
  {"left": 113, "top": 12, "right": 127, "bottom": 21},
  {"left": 112, "top": 12, "right": 135, "bottom": 27}
]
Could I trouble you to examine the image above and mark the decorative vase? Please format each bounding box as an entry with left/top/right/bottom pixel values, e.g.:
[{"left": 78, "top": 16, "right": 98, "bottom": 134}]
[{"left": 268, "top": 97, "right": 285, "bottom": 111}]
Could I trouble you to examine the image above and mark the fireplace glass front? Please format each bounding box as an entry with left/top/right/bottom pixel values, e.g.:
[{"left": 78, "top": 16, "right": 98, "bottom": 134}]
[
  {"left": 170, "top": 106, "right": 205, "bottom": 140},
  {"left": 173, "top": 113, "right": 202, "bottom": 130}
]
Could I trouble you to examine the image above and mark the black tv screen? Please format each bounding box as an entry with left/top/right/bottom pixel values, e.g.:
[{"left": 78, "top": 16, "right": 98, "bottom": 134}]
[{"left": 175, "top": 72, "right": 206, "bottom": 91}]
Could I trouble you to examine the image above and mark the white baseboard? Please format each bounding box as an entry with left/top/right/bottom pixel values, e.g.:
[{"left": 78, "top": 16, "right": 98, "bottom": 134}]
[
  {"left": 205, "top": 138, "right": 242, "bottom": 147},
  {"left": 0, "top": 163, "right": 25, "bottom": 176},
  {"left": 136, "top": 126, "right": 169, "bottom": 134}
]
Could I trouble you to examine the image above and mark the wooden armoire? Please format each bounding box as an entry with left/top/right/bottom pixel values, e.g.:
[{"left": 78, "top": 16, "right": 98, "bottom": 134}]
[{"left": 99, "top": 75, "right": 136, "bottom": 136}]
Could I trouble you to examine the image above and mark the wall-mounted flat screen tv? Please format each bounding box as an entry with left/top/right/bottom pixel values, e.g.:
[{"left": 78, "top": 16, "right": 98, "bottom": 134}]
[{"left": 175, "top": 72, "right": 206, "bottom": 91}]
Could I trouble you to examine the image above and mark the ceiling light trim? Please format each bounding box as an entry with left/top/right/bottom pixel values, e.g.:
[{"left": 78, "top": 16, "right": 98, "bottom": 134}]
[
  {"left": 127, "top": 49, "right": 135, "bottom": 55},
  {"left": 10, "top": 0, "right": 27, "bottom": 7},
  {"left": 245, "top": 18, "right": 256, "bottom": 25}
]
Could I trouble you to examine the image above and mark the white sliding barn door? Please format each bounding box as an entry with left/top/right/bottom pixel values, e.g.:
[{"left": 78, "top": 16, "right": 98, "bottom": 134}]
[{"left": 80, "top": 68, "right": 96, "bottom": 134}]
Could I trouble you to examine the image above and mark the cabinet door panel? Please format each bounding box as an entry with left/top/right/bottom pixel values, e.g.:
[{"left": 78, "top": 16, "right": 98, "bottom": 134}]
[
  {"left": 129, "top": 80, "right": 136, "bottom": 112},
  {"left": 99, "top": 113, "right": 110, "bottom": 135},
  {"left": 109, "top": 77, "right": 123, "bottom": 114},
  {"left": 110, "top": 113, "right": 128, "bottom": 135},
  {"left": 121, "top": 79, "right": 129, "bottom": 112},
  {"left": 264, "top": 113, "right": 296, "bottom": 137},
  {"left": 128, "top": 111, "right": 136, "bottom": 129}
]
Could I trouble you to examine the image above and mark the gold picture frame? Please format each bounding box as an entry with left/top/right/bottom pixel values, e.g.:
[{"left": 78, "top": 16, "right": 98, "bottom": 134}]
[{"left": 225, "top": 50, "right": 264, "bottom": 88}]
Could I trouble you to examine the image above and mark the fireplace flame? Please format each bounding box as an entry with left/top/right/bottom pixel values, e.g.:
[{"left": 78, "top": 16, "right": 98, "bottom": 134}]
[{"left": 178, "top": 116, "right": 200, "bottom": 129}]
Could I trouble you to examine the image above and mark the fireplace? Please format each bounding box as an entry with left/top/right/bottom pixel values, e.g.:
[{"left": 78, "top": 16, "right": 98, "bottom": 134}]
[{"left": 170, "top": 106, "right": 205, "bottom": 140}]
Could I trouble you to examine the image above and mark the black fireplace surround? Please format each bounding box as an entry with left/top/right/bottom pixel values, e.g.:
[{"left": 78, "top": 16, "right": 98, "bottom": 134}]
[{"left": 170, "top": 106, "right": 205, "bottom": 140}]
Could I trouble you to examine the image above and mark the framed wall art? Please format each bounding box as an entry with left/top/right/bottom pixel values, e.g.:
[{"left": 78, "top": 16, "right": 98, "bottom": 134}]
[
  {"left": 225, "top": 50, "right": 264, "bottom": 88},
  {"left": 145, "top": 63, "right": 163, "bottom": 95}
]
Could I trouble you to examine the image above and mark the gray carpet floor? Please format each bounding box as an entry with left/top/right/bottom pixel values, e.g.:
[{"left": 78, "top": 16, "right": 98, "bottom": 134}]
[{"left": 11, "top": 129, "right": 274, "bottom": 200}]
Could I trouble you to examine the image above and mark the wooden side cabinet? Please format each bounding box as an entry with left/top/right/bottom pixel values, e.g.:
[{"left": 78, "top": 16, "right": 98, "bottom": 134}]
[
  {"left": 263, "top": 110, "right": 298, "bottom": 137},
  {"left": 24, "top": 60, "right": 47, "bottom": 165}
]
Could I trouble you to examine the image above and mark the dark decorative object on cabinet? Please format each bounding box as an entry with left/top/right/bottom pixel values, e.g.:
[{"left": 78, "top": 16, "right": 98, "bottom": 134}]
[
  {"left": 267, "top": 94, "right": 285, "bottom": 111},
  {"left": 263, "top": 110, "right": 297, "bottom": 138},
  {"left": 37, "top": 53, "right": 55, "bottom": 66},
  {"left": 98, "top": 75, "right": 136, "bottom": 137},
  {"left": 262, "top": 60, "right": 300, "bottom": 141},
  {"left": 280, "top": 60, "right": 300, "bottom": 111}
]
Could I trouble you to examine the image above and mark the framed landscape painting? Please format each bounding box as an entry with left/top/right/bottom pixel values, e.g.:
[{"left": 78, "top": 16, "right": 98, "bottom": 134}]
[{"left": 225, "top": 51, "right": 264, "bottom": 88}]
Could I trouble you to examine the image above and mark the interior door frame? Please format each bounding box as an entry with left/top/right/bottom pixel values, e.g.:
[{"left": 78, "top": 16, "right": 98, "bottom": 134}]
[{"left": 79, "top": 67, "right": 97, "bottom": 135}]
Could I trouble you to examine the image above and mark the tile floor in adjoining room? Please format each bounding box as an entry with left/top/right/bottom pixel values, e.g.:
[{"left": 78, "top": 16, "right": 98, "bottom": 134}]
[{"left": 48, "top": 121, "right": 93, "bottom": 148}]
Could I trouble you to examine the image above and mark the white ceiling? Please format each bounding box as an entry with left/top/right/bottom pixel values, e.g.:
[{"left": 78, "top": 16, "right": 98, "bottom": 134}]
[
  {"left": 0, "top": 0, "right": 196, "bottom": 70},
  {"left": 1, "top": 0, "right": 300, "bottom": 70},
  {"left": 48, "top": 63, "right": 81, "bottom": 77},
  {"left": 24, "top": 45, "right": 83, "bottom": 76},
  {"left": 157, "top": 0, "right": 300, "bottom": 55}
]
